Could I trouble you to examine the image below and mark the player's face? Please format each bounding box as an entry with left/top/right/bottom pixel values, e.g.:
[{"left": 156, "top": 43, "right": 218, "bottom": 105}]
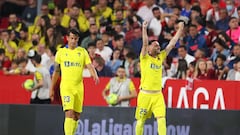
[
  {"left": 150, "top": 41, "right": 161, "bottom": 55},
  {"left": 117, "top": 68, "right": 126, "bottom": 78},
  {"left": 67, "top": 33, "right": 79, "bottom": 49}
]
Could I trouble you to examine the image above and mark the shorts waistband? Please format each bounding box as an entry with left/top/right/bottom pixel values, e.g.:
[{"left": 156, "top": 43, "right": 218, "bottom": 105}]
[{"left": 140, "top": 89, "right": 161, "bottom": 94}]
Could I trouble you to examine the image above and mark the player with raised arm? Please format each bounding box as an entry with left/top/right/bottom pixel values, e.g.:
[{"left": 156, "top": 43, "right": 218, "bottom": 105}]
[
  {"left": 49, "top": 28, "right": 99, "bottom": 135},
  {"left": 135, "top": 20, "right": 184, "bottom": 135}
]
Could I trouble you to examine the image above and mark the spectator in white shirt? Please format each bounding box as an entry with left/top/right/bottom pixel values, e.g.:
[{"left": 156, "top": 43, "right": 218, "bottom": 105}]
[
  {"left": 149, "top": 7, "right": 162, "bottom": 37},
  {"left": 95, "top": 38, "right": 113, "bottom": 64},
  {"left": 137, "top": 0, "right": 163, "bottom": 21},
  {"left": 206, "top": 0, "right": 220, "bottom": 23},
  {"left": 227, "top": 61, "right": 240, "bottom": 80}
]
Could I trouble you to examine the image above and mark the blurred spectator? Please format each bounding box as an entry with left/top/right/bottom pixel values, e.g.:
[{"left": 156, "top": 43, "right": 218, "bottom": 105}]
[
  {"left": 205, "top": 21, "right": 218, "bottom": 54},
  {"left": 210, "top": 38, "right": 230, "bottom": 63},
  {"left": 29, "top": 54, "right": 51, "bottom": 104},
  {"left": 0, "top": 48, "right": 11, "bottom": 70},
  {"left": 46, "top": 46, "right": 56, "bottom": 76},
  {"left": 193, "top": 59, "right": 216, "bottom": 80},
  {"left": 225, "top": 0, "right": 238, "bottom": 18},
  {"left": 125, "top": 52, "right": 138, "bottom": 78},
  {"left": 106, "top": 49, "right": 123, "bottom": 75},
  {"left": 186, "top": 61, "right": 196, "bottom": 78},
  {"left": 8, "top": 13, "right": 25, "bottom": 34},
  {"left": 95, "top": 38, "right": 113, "bottom": 63},
  {"left": 130, "top": 26, "right": 143, "bottom": 57},
  {"left": 81, "top": 24, "right": 101, "bottom": 49},
  {"left": 3, "top": 59, "right": 20, "bottom": 75},
  {"left": 177, "top": 45, "right": 195, "bottom": 65},
  {"left": 33, "top": 3, "right": 52, "bottom": 25},
  {"left": 111, "top": 8, "right": 125, "bottom": 27},
  {"left": 92, "top": 56, "right": 113, "bottom": 77},
  {"left": 36, "top": 44, "right": 51, "bottom": 70},
  {"left": 137, "top": 0, "right": 163, "bottom": 21},
  {"left": 226, "top": 61, "right": 240, "bottom": 80},
  {"left": 216, "top": 8, "right": 230, "bottom": 31},
  {"left": 190, "top": 5, "right": 203, "bottom": 23},
  {"left": 160, "top": 0, "right": 175, "bottom": 15},
  {"left": 194, "top": 48, "right": 206, "bottom": 61},
  {"left": 21, "top": 0, "right": 37, "bottom": 26},
  {"left": 68, "top": 3, "right": 88, "bottom": 32},
  {"left": 0, "top": 29, "right": 18, "bottom": 61},
  {"left": 113, "top": 23, "right": 125, "bottom": 37},
  {"left": 217, "top": 31, "right": 235, "bottom": 50},
  {"left": 14, "top": 48, "right": 27, "bottom": 62},
  {"left": 113, "top": 34, "right": 125, "bottom": 59},
  {"left": 180, "top": 0, "right": 192, "bottom": 18},
  {"left": 40, "top": 25, "right": 63, "bottom": 49},
  {"left": 238, "top": 6, "right": 240, "bottom": 24},
  {"left": 102, "top": 66, "right": 137, "bottom": 107},
  {"left": 169, "top": 45, "right": 195, "bottom": 77},
  {"left": 91, "top": 0, "right": 112, "bottom": 25},
  {"left": 185, "top": 24, "right": 208, "bottom": 56},
  {"left": 9, "top": 30, "right": 20, "bottom": 45},
  {"left": 206, "top": 0, "right": 220, "bottom": 23},
  {"left": 172, "top": 58, "right": 188, "bottom": 79},
  {"left": 214, "top": 54, "right": 227, "bottom": 80},
  {"left": 86, "top": 42, "right": 101, "bottom": 62},
  {"left": 206, "top": 59, "right": 214, "bottom": 70},
  {"left": 0, "top": 0, "right": 27, "bottom": 17},
  {"left": 18, "top": 57, "right": 29, "bottom": 75},
  {"left": 50, "top": 15, "right": 67, "bottom": 36},
  {"left": 226, "top": 45, "right": 240, "bottom": 70},
  {"left": 148, "top": 7, "right": 162, "bottom": 37},
  {"left": 226, "top": 17, "right": 240, "bottom": 44}
]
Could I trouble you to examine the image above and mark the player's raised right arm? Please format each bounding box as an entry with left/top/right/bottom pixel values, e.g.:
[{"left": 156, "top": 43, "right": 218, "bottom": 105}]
[
  {"left": 141, "top": 21, "right": 149, "bottom": 56},
  {"left": 49, "top": 62, "right": 60, "bottom": 101}
]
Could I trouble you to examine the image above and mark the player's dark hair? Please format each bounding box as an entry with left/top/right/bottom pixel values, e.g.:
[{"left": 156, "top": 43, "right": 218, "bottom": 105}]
[
  {"left": 67, "top": 28, "right": 80, "bottom": 37},
  {"left": 32, "top": 54, "right": 42, "bottom": 64}
]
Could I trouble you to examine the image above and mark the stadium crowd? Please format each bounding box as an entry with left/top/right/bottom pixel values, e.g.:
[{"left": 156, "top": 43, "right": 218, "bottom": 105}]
[{"left": 0, "top": 0, "right": 240, "bottom": 81}]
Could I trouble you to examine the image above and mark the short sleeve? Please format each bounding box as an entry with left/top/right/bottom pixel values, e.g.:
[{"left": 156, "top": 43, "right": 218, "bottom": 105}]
[
  {"left": 129, "top": 81, "right": 136, "bottom": 91},
  {"left": 35, "top": 71, "right": 43, "bottom": 81},
  {"left": 55, "top": 48, "right": 62, "bottom": 64}
]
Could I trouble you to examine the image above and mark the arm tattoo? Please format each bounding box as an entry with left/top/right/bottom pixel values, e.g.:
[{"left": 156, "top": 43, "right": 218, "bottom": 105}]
[{"left": 54, "top": 62, "right": 61, "bottom": 72}]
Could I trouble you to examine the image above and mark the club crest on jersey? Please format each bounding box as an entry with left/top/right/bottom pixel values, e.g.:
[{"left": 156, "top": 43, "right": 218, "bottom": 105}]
[{"left": 150, "top": 63, "right": 161, "bottom": 69}]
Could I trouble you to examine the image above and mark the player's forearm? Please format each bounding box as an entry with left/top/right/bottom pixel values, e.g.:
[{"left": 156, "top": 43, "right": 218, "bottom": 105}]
[
  {"left": 50, "top": 71, "right": 60, "bottom": 90},
  {"left": 88, "top": 65, "right": 98, "bottom": 78},
  {"left": 120, "top": 91, "right": 137, "bottom": 101},
  {"left": 166, "top": 24, "right": 184, "bottom": 53},
  {"left": 142, "top": 26, "right": 148, "bottom": 47}
]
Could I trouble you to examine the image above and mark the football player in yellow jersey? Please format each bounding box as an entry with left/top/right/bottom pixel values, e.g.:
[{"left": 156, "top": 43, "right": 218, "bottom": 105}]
[
  {"left": 50, "top": 28, "right": 99, "bottom": 135},
  {"left": 135, "top": 20, "right": 184, "bottom": 135}
]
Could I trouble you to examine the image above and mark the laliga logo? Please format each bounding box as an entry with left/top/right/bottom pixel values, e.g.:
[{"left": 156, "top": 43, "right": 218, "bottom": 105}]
[{"left": 167, "top": 87, "right": 226, "bottom": 110}]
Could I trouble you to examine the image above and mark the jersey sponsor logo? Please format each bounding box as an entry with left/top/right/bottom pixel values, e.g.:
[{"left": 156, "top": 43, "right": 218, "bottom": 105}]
[
  {"left": 64, "top": 61, "right": 81, "bottom": 67},
  {"left": 150, "top": 63, "right": 161, "bottom": 69}
]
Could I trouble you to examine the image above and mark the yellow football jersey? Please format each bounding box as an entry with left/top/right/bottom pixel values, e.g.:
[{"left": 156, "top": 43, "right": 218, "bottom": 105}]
[
  {"left": 55, "top": 46, "right": 91, "bottom": 91},
  {"left": 140, "top": 50, "right": 167, "bottom": 91}
]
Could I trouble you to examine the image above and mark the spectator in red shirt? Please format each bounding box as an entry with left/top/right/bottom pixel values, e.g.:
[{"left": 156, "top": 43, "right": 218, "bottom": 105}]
[{"left": 194, "top": 59, "right": 216, "bottom": 80}]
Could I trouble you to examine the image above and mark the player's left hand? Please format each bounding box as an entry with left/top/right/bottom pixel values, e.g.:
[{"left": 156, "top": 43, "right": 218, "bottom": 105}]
[
  {"left": 93, "top": 76, "right": 100, "bottom": 84},
  {"left": 178, "top": 21, "right": 184, "bottom": 29}
]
